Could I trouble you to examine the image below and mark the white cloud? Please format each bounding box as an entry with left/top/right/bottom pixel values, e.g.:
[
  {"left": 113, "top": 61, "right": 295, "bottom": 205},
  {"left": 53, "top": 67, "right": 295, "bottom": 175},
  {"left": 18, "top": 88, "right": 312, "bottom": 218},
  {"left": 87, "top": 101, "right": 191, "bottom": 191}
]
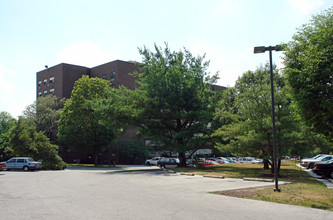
[
  {"left": 288, "top": 0, "right": 324, "bottom": 14},
  {"left": 56, "top": 40, "right": 118, "bottom": 67}
]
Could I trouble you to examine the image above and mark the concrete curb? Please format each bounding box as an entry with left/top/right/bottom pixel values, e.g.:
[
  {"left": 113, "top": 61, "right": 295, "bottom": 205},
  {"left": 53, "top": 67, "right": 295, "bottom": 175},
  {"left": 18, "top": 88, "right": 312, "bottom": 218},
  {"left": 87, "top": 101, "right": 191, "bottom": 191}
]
[
  {"left": 243, "top": 177, "right": 273, "bottom": 182},
  {"left": 203, "top": 175, "right": 225, "bottom": 179},
  {"left": 180, "top": 173, "right": 195, "bottom": 176}
]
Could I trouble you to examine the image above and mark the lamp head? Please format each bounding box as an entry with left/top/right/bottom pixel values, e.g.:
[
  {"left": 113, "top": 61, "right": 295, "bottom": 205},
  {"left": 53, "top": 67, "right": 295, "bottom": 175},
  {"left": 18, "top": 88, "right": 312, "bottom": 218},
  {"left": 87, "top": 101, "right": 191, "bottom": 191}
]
[{"left": 254, "top": 46, "right": 266, "bottom": 53}]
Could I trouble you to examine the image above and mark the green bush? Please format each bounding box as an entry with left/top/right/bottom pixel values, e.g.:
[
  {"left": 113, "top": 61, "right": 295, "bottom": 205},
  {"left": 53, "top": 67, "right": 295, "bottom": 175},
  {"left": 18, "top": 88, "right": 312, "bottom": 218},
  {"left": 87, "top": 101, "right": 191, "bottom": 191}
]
[
  {"left": 42, "top": 154, "right": 67, "bottom": 170},
  {"left": 8, "top": 118, "right": 67, "bottom": 170}
]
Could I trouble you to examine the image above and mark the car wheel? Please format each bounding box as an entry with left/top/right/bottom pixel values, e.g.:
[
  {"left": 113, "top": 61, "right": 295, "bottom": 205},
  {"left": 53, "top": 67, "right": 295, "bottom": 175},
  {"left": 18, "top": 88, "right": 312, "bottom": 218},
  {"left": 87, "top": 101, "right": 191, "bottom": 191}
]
[
  {"left": 23, "top": 166, "right": 29, "bottom": 171},
  {"left": 308, "top": 163, "right": 314, "bottom": 169}
]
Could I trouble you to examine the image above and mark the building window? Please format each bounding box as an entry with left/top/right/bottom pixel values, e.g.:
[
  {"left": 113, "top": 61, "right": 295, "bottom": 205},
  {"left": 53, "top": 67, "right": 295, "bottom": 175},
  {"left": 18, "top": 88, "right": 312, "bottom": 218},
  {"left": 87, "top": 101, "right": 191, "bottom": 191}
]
[
  {"left": 50, "top": 77, "right": 54, "bottom": 83},
  {"left": 38, "top": 81, "right": 42, "bottom": 86},
  {"left": 102, "top": 74, "right": 107, "bottom": 80},
  {"left": 44, "top": 91, "right": 47, "bottom": 96},
  {"left": 50, "top": 89, "right": 54, "bottom": 94},
  {"left": 110, "top": 72, "right": 116, "bottom": 82},
  {"left": 38, "top": 92, "right": 42, "bottom": 97},
  {"left": 44, "top": 79, "right": 47, "bottom": 84}
]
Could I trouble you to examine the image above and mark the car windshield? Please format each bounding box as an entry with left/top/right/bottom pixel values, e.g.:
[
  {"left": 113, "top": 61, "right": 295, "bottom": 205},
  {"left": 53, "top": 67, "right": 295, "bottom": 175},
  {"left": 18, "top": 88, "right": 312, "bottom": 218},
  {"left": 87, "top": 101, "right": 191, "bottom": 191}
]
[{"left": 27, "top": 158, "right": 35, "bottom": 162}]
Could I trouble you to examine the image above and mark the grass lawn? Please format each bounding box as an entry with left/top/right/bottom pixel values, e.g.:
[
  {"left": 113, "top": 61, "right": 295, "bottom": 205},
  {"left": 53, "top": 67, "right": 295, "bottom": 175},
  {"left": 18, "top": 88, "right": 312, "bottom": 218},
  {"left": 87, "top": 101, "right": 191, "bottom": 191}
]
[{"left": 174, "top": 160, "right": 333, "bottom": 211}]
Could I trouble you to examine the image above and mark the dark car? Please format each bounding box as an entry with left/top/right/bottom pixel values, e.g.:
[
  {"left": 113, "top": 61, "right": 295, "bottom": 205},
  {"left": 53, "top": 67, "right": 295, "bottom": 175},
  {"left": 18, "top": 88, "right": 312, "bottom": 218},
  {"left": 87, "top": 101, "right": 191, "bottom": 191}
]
[
  {"left": 312, "top": 159, "right": 333, "bottom": 178},
  {"left": 157, "top": 158, "right": 180, "bottom": 168},
  {"left": 0, "top": 162, "right": 6, "bottom": 171}
]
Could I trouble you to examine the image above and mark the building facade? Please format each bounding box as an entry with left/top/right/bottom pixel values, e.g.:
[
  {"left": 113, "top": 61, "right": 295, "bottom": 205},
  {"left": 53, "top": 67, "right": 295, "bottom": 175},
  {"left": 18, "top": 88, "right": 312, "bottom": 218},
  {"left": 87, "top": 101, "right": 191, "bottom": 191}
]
[{"left": 36, "top": 60, "right": 138, "bottom": 99}]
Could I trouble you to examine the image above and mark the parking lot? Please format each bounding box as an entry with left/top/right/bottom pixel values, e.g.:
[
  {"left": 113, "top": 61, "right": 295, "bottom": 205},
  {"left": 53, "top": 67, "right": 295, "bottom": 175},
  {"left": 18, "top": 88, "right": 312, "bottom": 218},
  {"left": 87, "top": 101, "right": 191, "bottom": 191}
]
[{"left": 1, "top": 168, "right": 332, "bottom": 220}]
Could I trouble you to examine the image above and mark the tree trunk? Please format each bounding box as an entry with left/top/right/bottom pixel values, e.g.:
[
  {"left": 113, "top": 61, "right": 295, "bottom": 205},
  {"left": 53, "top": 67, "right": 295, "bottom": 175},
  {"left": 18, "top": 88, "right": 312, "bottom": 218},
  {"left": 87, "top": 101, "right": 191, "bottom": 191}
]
[
  {"left": 108, "top": 146, "right": 112, "bottom": 167},
  {"left": 94, "top": 153, "right": 98, "bottom": 166},
  {"left": 263, "top": 159, "right": 270, "bottom": 169},
  {"left": 178, "top": 152, "right": 187, "bottom": 167}
]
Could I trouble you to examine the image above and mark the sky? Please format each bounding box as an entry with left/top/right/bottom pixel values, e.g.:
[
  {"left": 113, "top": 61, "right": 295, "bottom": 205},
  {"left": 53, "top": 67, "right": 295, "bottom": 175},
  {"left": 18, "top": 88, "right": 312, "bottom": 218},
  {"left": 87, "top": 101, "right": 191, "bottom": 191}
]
[{"left": 0, "top": 0, "right": 332, "bottom": 118}]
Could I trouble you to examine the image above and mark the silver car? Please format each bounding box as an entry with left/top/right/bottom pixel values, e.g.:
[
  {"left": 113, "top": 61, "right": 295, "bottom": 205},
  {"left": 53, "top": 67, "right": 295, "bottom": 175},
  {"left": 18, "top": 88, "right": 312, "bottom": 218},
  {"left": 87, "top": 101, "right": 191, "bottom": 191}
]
[{"left": 6, "top": 157, "right": 42, "bottom": 171}]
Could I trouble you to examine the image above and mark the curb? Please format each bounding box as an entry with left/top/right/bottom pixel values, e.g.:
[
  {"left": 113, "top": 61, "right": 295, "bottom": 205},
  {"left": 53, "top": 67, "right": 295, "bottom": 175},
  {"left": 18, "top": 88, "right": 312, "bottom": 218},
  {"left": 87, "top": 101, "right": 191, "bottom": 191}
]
[
  {"left": 243, "top": 177, "right": 273, "bottom": 182},
  {"left": 180, "top": 173, "right": 195, "bottom": 176},
  {"left": 203, "top": 175, "right": 225, "bottom": 179}
]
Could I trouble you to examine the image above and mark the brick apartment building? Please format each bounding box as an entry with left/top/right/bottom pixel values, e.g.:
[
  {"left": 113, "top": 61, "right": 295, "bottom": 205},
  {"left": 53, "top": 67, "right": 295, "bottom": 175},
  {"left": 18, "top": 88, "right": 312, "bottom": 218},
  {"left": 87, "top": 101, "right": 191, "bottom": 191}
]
[
  {"left": 36, "top": 59, "right": 226, "bottom": 164},
  {"left": 36, "top": 60, "right": 138, "bottom": 99}
]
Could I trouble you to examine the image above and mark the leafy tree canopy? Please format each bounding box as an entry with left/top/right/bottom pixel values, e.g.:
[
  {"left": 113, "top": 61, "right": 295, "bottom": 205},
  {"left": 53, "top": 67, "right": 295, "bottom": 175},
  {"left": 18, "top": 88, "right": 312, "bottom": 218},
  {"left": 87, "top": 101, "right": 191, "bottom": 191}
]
[
  {"left": 58, "top": 75, "right": 120, "bottom": 165},
  {"left": 22, "top": 95, "right": 64, "bottom": 143},
  {"left": 118, "top": 44, "right": 220, "bottom": 165},
  {"left": 8, "top": 117, "right": 67, "bottom": 170},
  {"left": 214, "top": 64, "right": 302, "bottom": 172},
  {"left": 283, "top": 6, "right": 333, "bottom": 138},
  {"left": 0, "top": 111, "right": 16, "bottom": 160}
]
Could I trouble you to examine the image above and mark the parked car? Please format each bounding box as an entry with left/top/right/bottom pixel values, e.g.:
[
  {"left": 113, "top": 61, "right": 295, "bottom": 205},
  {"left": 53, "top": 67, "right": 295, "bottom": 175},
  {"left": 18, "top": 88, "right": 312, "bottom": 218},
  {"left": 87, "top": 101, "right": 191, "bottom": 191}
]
[
  {"left": 158, "top": 158, "right": 180, "bottom": 168},
  {"left": 197, "top": 160, "right": 220, "bottom": 167},
  {"left": 186, "top": 159, "right": 196, "bottom": 167},
  {"left": 312, "top": 159, "right": 333, "bottom": 178},
  {"left": 145, "top": 157, "right": 163, "bottom": 166},
  {"left": 216, "top": 157, "right": 228, "bottom": 161},
  {"left": 207, "top": 157, "right": 226, "bottom": 164},
  {"left": 225, "top": 157, "right": 238, "bottom": 163},
  {"left": 0, "top": 162, "right": 6, "bottom": 171},
  {"left": 301, "top": 155, "right": 333, "bottom": 169},
  {"left": 238, "top": 157, "right": 262, "bottom": 164},
  {"left": 6, "top": 157, "right": 42, "bottom": 171}
]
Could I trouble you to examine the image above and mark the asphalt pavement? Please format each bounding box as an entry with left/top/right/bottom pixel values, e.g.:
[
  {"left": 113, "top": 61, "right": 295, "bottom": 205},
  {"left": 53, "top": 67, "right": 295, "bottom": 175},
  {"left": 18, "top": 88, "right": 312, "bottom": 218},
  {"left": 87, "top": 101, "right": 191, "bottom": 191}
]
[{"left": 0, "top": 168, "right": 332, "bottom": 220}]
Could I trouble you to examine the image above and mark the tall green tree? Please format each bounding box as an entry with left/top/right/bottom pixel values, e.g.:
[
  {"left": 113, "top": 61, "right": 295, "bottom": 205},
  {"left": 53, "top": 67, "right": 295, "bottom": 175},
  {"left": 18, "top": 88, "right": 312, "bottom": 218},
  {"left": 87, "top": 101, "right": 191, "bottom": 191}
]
[
  {"left": 58, "top": 75, "right": 120, "bottom": 165},
  {"left": 36, "top": 95, "right": 65, "bottom": 143},
  {"left": 22, "top": 94, "right": 65, "bottom": 143},
  {"left": 283, "top": 6, "right": 333, "bottom": 139},
  {"left": 214, "top": 64, "right": 299, "bottom": 173},
  {"left": 118, "top": 44, "right": 219, "bottom": 166},
  {"left": 0, "top": 111, "right": 16, "bottom": 161}
]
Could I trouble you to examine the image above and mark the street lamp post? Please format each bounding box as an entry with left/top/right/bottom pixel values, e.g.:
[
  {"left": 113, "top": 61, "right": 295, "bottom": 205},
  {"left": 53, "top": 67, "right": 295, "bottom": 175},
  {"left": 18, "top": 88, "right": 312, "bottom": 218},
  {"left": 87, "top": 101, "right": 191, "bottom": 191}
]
[{"left": 254, "top": 45, "right": 283, "bottom": 192}]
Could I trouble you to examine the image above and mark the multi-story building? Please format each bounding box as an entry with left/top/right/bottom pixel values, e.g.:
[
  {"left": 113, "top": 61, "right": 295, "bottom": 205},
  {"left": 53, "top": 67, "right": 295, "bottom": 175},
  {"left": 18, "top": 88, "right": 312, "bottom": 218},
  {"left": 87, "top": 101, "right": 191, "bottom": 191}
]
[{"left": 36, "top": 60, "right": 138, "bottom": 99}]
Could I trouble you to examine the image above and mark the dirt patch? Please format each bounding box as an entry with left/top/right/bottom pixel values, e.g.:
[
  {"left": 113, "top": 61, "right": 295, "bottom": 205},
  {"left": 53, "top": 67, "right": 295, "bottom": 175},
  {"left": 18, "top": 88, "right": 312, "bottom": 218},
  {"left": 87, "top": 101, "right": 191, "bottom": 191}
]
[{"left": 215, "top": 186, "right": 272, "bottom": 198}]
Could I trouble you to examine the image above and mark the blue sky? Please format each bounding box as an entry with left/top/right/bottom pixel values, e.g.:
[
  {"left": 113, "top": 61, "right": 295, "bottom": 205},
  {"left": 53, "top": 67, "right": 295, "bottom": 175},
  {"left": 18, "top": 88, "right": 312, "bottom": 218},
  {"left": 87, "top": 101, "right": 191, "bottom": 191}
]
[{"left": 0, "top": 0, "right": 331, "bottom": 118}]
